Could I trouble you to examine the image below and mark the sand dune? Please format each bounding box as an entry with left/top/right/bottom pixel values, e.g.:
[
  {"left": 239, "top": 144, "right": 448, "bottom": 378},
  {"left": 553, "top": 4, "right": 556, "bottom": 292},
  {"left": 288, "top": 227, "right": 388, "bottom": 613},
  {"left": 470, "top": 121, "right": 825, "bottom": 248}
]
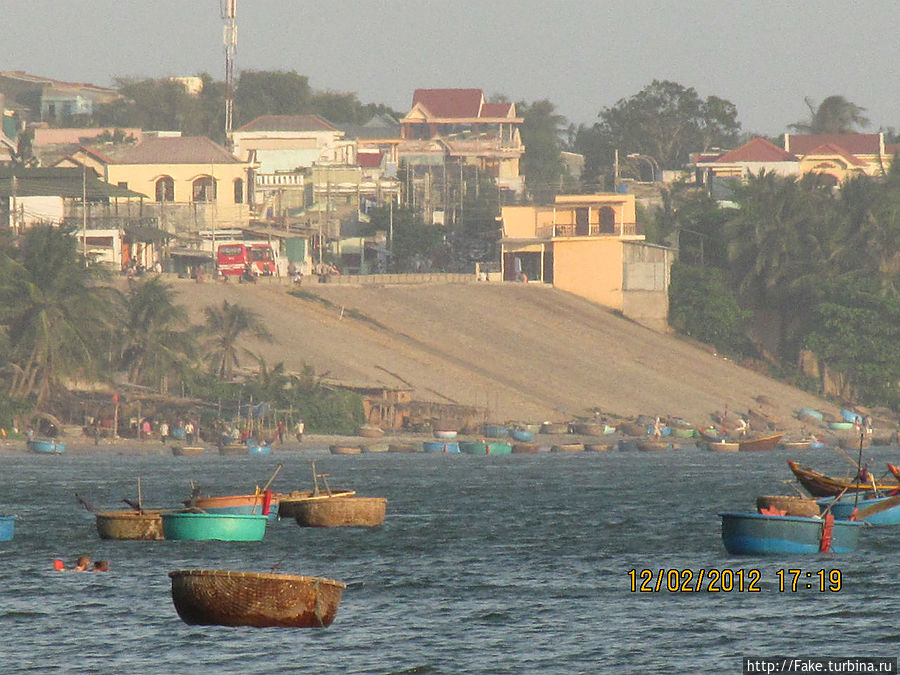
[{"left": 173, "top": 276, "right": 837, "bottom": 428}]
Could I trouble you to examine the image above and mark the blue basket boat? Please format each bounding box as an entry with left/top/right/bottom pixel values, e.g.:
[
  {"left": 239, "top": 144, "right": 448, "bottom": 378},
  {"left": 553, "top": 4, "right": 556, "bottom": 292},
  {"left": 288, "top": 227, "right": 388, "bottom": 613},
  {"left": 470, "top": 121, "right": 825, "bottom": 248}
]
[
  {"left": 818, "top": 495, "right": 900, "bottom": 526},
  {"left": 28, "top": 438, "right": 66, "bottom": 454},
  {"left": 459, "top": 440, "right": 512, "bottom": 455},
  {"left": 247, "top": 442, "right": 272, "bottom": 456},
  {"left": 482, "top": 424, "right": 509, "bottom": 438},
  {"left": 161, "top": 513, "right": 268, "bottom": 541},
  {"left": 423, "top": 441, "right": 460, "bottom": 453},
  {"left": 0, "top": 516, "right": 15, "bottom": 541},
  {"left": 510, "top": 429, "right": 535, "bottom": 442},
  {"left": 720, "top": 512, "right": 863, "bottom": 554},
  {"left": 841, "top": 409, "right": 863, "bottom": 424}
]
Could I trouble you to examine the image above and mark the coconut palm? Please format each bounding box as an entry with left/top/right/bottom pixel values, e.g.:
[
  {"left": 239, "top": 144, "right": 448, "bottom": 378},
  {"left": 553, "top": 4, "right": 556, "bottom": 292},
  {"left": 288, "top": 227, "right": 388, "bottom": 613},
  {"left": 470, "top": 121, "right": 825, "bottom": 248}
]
[
  {"left": 117, "top": 276, "right": 196, "bottom": 388},
  {"left": 789, "top": 95, "right": 870, "bottom": 134},
  {"left": 0, "top": 226, "right": 114, "bottom": 408},
  {"left": 201, "top": 300, "right": 274, "bottom": 381}
]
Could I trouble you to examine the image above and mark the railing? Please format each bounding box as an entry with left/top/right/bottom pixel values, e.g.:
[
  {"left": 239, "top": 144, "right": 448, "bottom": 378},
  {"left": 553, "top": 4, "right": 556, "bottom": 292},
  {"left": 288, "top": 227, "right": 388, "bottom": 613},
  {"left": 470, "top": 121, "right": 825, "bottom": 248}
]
[{"left": 532, "top": 222, "right": 643, "bottom": 238}]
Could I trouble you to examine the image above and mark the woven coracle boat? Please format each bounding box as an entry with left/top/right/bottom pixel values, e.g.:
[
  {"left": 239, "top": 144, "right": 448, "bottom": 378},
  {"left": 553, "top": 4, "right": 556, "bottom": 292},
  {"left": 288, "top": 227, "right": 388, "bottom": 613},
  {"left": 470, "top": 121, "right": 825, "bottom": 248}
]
[
  {"left": 168, "top": 569, "right": 347, "bottom": 628},
  {"left": 294, "top": 496, "right": 387, "bottom": 527},
  {"left": 172, "top": 445, "right": 205, "bottom": 457},
  {"left": 95, "top": 510, "right": 168, "bottom": 540}
]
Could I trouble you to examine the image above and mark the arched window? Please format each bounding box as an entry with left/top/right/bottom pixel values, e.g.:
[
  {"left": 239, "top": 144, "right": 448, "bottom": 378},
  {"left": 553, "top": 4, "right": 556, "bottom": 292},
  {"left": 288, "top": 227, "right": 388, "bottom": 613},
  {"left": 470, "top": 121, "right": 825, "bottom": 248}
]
[
  {"left": 155, "top": 176, "right": 174, "bottom": 202},
  {"left": 599, "top": 206, "right": 616, "bottom": 234},
  {"left": 233, "top": 178, "right": 244, "bottom": 204},
  {"left": 192, "top": 176, "right": 217, "bottom": 202}
]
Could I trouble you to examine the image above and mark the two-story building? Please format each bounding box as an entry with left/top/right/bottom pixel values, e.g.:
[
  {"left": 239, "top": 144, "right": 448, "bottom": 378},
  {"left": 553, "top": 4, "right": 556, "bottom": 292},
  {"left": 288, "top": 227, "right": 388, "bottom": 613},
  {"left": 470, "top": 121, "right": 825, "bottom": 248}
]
[{"left": 500, "top": 193, "right": 674, "bottom": 331}]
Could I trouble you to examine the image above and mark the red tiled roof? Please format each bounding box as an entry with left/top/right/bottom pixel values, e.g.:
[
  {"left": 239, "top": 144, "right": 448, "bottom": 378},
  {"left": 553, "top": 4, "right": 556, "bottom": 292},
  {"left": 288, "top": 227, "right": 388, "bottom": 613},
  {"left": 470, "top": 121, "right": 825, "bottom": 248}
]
[
  {"left": 715, "top": 137, "right": 798, "bottom": 163},
  {"left": 97, "top": 136, "right": 240, "bottom": 164},
  {"left": 411, "top": 89, "right": 484, "bottom": 118},
  {"left": 801, "top": 142, "right": 866, "bottom": 167},
  {"left": 357, "top": 151, "right": 383, "bottom": 168},
  {"left": 481, "top": 102, "right": 513, "bottom": 118},
  {"left": 235, "top": 114, "right": 337, "bottom": 133},
  {"left": 886, "top": 143, "right": 900, "bottom": 156},
  {"left": 785, "top": 133, "right": 881, "bottom": 156}
]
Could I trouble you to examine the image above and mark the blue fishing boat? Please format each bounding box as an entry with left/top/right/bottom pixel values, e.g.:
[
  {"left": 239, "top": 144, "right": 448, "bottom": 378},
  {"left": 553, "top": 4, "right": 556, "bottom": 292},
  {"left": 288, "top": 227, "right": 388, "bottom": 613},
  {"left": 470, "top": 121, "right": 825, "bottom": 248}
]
[
  {"left": 161, "top": 513, "right": 267, "bottom": 541},
  {"left": 841, "top": 409, "right": 863, "bottom": 424},
  {"left": 482, "top": 424, "right": 509, "bottom": 439},
  {"left": 459, "top": 440, "right": 512, "bottom": 455},
  {"left": 28, "top": 438, "right": 66, "bottom": 454},
  {"left": 247, "top": 441, "right": 271, "bottom": 456},
  {"left": 0, "top": 516, "right": 14, "bottom": 541},
  {"left": 818, "top": 495, "right": 900, "bottom": 526},
  {"left": 422, "top": 441, "right": 460, "bottom": 453},
  {"left": 510, "top": 429, "right": 534, "bottom": 442},
  {"left": 192, "top": 493, "right": 279, "bottom": 519},
  {"left": 798, "top": 408, "right": 824, "bottom": 421},
  {"left": 720, "top": 512, "right": 863, "bottom": 554}
]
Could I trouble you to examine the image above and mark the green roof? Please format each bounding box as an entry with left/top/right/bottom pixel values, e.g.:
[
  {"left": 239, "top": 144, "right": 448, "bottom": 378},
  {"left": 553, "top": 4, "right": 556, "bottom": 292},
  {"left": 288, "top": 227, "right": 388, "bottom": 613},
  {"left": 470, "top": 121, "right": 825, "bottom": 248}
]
[{"left": 0, "top": 167, "right": 146, "bottom": 199}]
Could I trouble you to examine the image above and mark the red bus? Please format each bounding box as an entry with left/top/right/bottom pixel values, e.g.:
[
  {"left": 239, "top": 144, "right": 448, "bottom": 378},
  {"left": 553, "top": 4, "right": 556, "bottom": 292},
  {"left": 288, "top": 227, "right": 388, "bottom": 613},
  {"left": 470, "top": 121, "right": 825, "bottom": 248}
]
[{"left": 217, "top": 243, "right": 277, "bottom": 277}]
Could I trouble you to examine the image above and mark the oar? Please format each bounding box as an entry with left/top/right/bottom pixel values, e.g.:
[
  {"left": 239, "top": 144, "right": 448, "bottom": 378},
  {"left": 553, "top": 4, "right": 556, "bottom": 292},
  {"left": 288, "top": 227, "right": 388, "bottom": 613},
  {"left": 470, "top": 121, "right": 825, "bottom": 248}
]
[
  {"left": 261, "top": 464, "right": 283, "bottom": 493},
  {"left": 75, "top": 493, "right": 96, "bottom": 512},
  {"left": 855, "top": 494, "right": 900, "bottom": 520},
  {"left": 820, "top": 487, "right": 850, "bottom": 519}
]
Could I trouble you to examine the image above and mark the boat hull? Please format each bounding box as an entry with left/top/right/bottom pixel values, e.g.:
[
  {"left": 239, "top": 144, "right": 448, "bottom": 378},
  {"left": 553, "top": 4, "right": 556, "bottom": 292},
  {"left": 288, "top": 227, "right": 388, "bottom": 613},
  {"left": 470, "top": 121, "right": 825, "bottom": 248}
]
[
  {"left": 459, "top": 441, "right": 512, "bottom": 455},
  {"left": 422, "top": 441, "right": 460, "bottom": 453},
  {"left": 169, "top": 570, "right": 346, "bottom": 628},
  {"left": 293, "top": 497, "right": 387, "bottom": 527},
  {"left": 789, "top": 460, "right": 898, "bottom": 497},
  {"left": 247, "top": 443, "right": 271, "bottom": 456},
  {"left": 161, "top": 513, "right": 267, "bottom": 541},
  {"left": 738, "top": 434, "right": 783, "bottom": 452},
  {"left": 819, "top": 495, "right": 900, "bottom": 525},
  {"left": 433, "top": 430, "right": 458, "bottom": 440},
  {"left": 28, "top": 439, "right": 65, "bottom": 454},
  {"left": 219, "top": 444, "right": 248, "bottom": 456},
  {"left": 482, "top": 424, "right": 509, "bottom": 438},
  {"left": 96, "top": 510, "right": 167, "bottom": 540},
  {"left": 172, "top": 445, "right": 205, "bottom": 457},
  {"left": 193, "top": 494, "right": 279, "bottom": 519},
  {"left": 720, "top": 512, "right": 862, "bottom": 554},
  {"left": 0, "top": 516, "right": 14, "bottom": 541},
  {"left": 510, "top": 429, "right": 535, "bottom": 442}
]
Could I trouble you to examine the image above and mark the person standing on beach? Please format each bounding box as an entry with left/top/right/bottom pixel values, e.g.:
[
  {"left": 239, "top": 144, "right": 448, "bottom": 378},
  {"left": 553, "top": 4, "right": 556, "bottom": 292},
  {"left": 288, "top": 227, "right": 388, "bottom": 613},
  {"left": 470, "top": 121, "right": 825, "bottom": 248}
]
[
  {"left": 159, "top": 420, "right": 169, "bottom": 444},
  {"left": 277, "top": 420, "right": 286, "bottom": 445},
  {"left": 295, "top": 419, "right": 304, "bottom": 442},
  {"left": 184, "top": 420, "right": 194, "bottom": 445}
]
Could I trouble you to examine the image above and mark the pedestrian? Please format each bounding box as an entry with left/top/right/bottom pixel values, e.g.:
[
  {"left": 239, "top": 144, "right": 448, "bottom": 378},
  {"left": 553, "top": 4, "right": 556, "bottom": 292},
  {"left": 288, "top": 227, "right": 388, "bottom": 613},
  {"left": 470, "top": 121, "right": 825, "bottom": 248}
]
[
  {"left": 294, "top": 419, "right": 304, "bottom": 443},
  {"left": 184, "top": 420, "right": 194, "bottom": 445},
  {"left": 141, "top": 418, "right": 152, "bottom": 441},
  {"left": 277, "top": 420, "right": 286, "bottom": 445},
  {"left": 159, "top": 420, "right": 169, "bottom": 444}
]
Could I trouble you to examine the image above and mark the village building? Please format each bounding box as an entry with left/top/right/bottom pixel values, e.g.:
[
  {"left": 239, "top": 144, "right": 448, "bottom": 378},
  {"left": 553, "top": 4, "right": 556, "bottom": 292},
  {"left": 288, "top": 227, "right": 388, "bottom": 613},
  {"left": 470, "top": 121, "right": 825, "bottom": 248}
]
[{"left": 500, "top": 193, "right": 674, "bottom": 332}]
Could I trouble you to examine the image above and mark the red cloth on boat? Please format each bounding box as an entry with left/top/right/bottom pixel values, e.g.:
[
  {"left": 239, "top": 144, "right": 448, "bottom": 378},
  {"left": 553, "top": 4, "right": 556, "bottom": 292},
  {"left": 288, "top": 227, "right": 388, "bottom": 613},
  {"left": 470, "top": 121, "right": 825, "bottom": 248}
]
[{"left": 759, "top": 507, "right": 787, "bottom": 516}]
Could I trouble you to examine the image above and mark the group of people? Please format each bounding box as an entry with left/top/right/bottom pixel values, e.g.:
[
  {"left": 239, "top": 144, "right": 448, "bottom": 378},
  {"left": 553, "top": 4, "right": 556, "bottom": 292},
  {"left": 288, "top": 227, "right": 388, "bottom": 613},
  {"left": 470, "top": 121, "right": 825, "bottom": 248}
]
[{"left": 54, "top": 556, "right": 109, "bottom": 572}]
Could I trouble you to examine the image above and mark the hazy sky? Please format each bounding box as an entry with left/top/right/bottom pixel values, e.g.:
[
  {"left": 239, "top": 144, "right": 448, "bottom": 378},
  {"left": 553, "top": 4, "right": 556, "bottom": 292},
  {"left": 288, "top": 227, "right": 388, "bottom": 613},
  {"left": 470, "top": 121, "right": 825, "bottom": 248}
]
[{"left": 6, "top": 1, "right": 899, "bottom": 137}]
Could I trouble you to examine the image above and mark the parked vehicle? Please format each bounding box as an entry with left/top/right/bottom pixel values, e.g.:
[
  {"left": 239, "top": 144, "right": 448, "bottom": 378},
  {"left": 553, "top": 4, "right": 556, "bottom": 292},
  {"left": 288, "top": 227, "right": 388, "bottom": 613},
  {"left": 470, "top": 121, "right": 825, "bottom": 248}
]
[{"left": 217, "top": 243, "right": 277, "bottom": 278}]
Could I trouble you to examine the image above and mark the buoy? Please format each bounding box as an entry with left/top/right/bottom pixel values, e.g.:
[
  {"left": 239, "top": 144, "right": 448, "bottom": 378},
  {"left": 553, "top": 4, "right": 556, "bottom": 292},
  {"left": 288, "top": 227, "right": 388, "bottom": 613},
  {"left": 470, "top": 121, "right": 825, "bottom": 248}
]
[{"left": 53, "top": 559, "right": 65, "bottom": 571}]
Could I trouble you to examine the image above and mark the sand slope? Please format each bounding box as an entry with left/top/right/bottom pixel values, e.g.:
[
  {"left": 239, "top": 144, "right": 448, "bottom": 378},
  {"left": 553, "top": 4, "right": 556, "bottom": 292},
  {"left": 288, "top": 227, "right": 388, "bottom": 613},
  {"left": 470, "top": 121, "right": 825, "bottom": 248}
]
[{"left": 174, "top": 277, "right": 837, "bottom": 427}]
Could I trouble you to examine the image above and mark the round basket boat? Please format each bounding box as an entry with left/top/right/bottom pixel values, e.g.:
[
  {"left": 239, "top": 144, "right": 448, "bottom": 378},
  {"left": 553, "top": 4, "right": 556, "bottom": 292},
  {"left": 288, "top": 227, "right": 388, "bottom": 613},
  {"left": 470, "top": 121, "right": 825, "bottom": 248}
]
[
  {"left": 571, "top": 423, "right": 607, "bottom": 437},
  {"left": 168, "top": 569, "right": 347, "bottom": 628},
  {"left": 360, "top": 443, "right": 389, "bottom": 453},
  {"left": 837, "top": 436, "right": 870, "bottom": 451},
  {"left": 511, "top": 443, "right": 539, "bottom": 454},
  {"left": 422, "top": 440, "right": 460, "bottom": 453},
  {"left": 277, "top": 491, "right": 354, "bottom": 519},
  {"left": 619, "top": 422, "right": 647, "bottom": 437},
  {"left": 433, "top": 430, "right": 458, "bottom": 440},
  {"left": 584, "top": 443, "right": 615, "bottom": 452},
  {"left": 510, "top": 429, "right": 535, "bottom": 442},
  {"left": 330, "top": 445, "right": 362, "bottom": 455},
  {"left": 219, "top": 443, "right": 248, "bottom": 456},
  {"left": 756, "top": 495, "right": 821, "bottom": 518},
  {"left": 96, "top": 510, "right": 167, "bottom": 540},
  {"left": 161, "top": 513, "right": 267, "bottom": 541},
  {"left": 0, "top": 515, "right": 15, "bottom": 541},
  {"left": 828, "top": 421, "right": 855, "bottom": 431},
  {"left": 551, "top": 443, "right": 584, "bottom": 453},
  {"left": 172, "top": 445, "right": 205, "bottom": 457},
  {"left": 293, "top": 496, "right": 387, "bottom": 528},
  {"left": 706, "top": 441, "right": 739, "bottom": 452},
  {"left": 540, "top": 422, "right": 569, "bottom": 435},
  {"left": 387, "top": 443, "right": 417, "bottom": 453}
]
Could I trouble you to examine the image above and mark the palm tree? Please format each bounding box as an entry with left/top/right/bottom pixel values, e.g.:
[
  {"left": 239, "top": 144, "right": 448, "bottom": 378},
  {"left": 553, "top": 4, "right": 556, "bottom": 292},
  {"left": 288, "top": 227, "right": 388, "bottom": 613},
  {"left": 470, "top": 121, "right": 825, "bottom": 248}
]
[
  {"left": 789, "top": 95, "right": 870, "bottom": 134},
  {"left": 201, "top": 300, "right": 273, "bottom": 381},
  {"left": 117, "top": 276, "right": 196, "bottom": 388},
  {"left": 0, "top": 226, "right": 114, "bottom": 409}
]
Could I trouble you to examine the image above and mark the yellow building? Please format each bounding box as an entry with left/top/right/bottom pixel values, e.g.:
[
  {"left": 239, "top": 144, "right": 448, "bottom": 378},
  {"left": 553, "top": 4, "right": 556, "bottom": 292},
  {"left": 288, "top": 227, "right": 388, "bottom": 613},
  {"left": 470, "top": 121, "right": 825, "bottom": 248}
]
[{"left": 501, "top": 193, "right": 674, "bottom": 331}]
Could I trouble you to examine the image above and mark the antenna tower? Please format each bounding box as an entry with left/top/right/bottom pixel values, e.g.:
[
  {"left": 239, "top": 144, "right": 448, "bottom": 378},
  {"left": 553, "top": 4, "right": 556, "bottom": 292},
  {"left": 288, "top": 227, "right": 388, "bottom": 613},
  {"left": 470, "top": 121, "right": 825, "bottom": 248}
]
[{"left": 222, "top": 0, "right": 237, "bottom": 145}]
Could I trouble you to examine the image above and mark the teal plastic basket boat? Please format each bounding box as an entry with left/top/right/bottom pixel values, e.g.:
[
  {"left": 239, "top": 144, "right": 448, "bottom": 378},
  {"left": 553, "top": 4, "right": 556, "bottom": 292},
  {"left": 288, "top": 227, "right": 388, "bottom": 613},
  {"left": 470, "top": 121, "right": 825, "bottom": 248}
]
[{"left": 161, "top": 513, "right": 267, "bottom": 541}]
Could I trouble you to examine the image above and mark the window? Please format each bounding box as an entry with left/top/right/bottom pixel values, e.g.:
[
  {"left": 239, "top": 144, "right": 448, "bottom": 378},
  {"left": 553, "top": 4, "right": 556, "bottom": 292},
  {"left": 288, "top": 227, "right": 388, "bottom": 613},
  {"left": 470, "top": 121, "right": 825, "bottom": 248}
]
[
  {"left": 117, "top": 181, "right": 128, "bottom": 190},
  {"left": 233, "top": 178, "right": 243, "bottom": 204},
  {"left": 192, "top": 176, "right": 217, "bottom": 202},
  {"left": 155, "top": 176, "right": 174, "bottom": 202},
  {"left": 599, "top": 207, "right": 616, "bottom": 234}
]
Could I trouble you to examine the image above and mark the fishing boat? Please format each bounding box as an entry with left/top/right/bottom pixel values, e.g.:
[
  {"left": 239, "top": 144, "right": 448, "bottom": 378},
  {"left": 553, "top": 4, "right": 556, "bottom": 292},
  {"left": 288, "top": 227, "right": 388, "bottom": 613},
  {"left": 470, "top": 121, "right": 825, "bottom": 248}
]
[
  {"left": 551, "top": 443, "right": 585, "bottom": 453},
  {"left": 738, "top": 433, "right": 783, "bottom": 452},
  {"left": 720, "top": 512, "right": 863, "bottom": 554},
  {"left": 885, "top": 463, "right": 900, "bottom": 482},
  {"left": 219, "top": 443, "right": 248, "bottom": 456},
  {"left": 458, "top": 440, "right": 512, "bottom": 455},
  {"left": 828, "top": 421, "right": 854, "bottom": 431},
  {"left": 571, "top": 422, "right": 615, "bottom": 437},
  {"left": 788, "top": 460, "right": 898, "bottom": 498},
  {"left": 798, "top": 408, "right": 824, "bottom": 422},
  {"left": 28, "top": 438, "right": 66, "bottom": 454},
  {"left": 387, "top": 443, "right": 417, "bottom": 453},
  {"left": 779, "top": 439, "right": 812, "bottom": 451},
  {"left": 360, "top": 443, "right": 389, "bottom": 453},
  {"left": 329, "top": 445, "right": 361, "bottom": 455},
  {"left": 192, "top": 493, "right": 280, "bottom": 519},
  {"left": 756, "top": 495, "right": 820, "bottom": 518},
  {"left": 433, "top": 429, "right": 458, "bottom": 440},
  {"left": 584, "top": 443, "right": 614, "bottom": 452},
  {"left": 510, "top": 429, "right": 535, "bottom": 442},
  {"left": 293, "top": 495, "right": 387, "bottom": 527},
  {"left": 817, "top": 494, "right": 900, "bottom": 526},
  {"left": 706, "top": 440, "right": 739, "bottom": 452},
  {"left": 161, "top": 513, "right": 267, "bottom": 541},
  {"left": 0, "top": 516, "right": 14, "bottom": 541},
  {"left": 422, "top": 440, "right": 460, "bottom": 453},
  {"left": 618, "top": 422, "right": 647, "bottom": 437},
  {"left": 168, "top": 569, "right": 346, "bottom": 628},
  {"left": 635, "top": 440, "right": 670, "bottom": 452},
  {"left": 356, "top": 425, "right": 384, "bottom": 439},
  {"left": 171, "top": 445, "right": 205, "bottom": 457},
  {"left": 95, "top": 510, "right": 168, "bottom": 540},
  {"left": 247, "top": 441, "right": 272, "bottom": 456},
  {"left": 841, "top": 409, "right": 863, "bottom": 424}
]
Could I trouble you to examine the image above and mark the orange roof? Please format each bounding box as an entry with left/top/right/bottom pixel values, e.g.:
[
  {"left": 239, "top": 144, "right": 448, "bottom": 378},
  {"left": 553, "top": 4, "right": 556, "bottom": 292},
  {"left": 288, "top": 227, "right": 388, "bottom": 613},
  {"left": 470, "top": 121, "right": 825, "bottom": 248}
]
[
  {"left": 786, "top": 133, "right": 881, "bottom": 156},
  {"left": 411, "top": 89, "right": 484, "bottom": 118},
  {"left": 801, "top": 142, "right": 866, "bottom": 166},
  {"left": 481, "top": 102, "right": 514, "bottom": 118},
  {"left": 715, "top": 137, "right": 797, "bottom": 163}
]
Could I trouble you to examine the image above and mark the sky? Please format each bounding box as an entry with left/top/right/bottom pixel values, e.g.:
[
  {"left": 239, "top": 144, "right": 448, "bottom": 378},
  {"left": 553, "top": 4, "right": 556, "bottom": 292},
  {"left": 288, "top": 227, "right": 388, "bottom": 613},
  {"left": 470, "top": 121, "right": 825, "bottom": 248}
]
[{"left": 6, "top": 1, "right": 900, "bottom": 138}]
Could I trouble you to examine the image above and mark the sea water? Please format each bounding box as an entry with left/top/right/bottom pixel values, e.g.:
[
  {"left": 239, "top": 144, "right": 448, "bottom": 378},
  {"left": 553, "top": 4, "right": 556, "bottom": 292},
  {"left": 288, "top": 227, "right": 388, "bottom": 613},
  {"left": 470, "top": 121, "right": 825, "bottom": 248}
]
[{"left": 1, "top": 446, "right": 898, "bottom": 673}]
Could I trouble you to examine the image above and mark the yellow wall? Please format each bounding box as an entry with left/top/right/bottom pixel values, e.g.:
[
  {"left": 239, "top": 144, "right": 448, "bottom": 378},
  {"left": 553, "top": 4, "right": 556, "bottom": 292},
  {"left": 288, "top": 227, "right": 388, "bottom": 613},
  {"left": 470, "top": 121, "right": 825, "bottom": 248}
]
[
  {"left": 106, "top": 162, "right": 248, "bottom": 207},
  {"left": 552, "top": 238, "right": 625, "bottom": 309}
]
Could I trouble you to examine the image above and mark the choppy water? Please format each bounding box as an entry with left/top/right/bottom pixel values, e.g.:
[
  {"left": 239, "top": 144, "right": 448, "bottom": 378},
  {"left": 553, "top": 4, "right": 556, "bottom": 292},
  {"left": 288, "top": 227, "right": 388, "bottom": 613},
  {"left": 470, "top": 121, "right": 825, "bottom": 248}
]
[{"left": 1, "top": 445, "right": 899, "bottom": 673}]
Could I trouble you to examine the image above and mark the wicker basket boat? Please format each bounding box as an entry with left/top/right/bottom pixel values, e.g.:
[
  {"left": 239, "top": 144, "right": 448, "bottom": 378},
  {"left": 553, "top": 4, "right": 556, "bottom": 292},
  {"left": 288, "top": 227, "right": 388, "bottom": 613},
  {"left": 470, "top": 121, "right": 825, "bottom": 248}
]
[
  {"left": 619, "top": 422, "right": 647, "bottom": 437},
  {"left": 756, "top": 495, "right": 820, "bottom": 518},
  {"left": 219, "top": 443, "right": 248, "bottom": 456},
  {"left": 277, "top": 490, "right": 355, "bottom": 519},
  {"left": 584, "top": 443, "right": 615, "bottom": 452},
  {"left": 329, "top": 445, "right": 362, "bottom": 455},
  {"left": 540, "top": 422, "right": 570, "bottom": 435},
  {"left": 168, "top": 569, "right": 346, "bottom": 628},
  {"left": 95, "top": 510, "right": 168, "bottom": 540},
  {"left": 387, "top": 443, "right": 417, "bottom": 453},
  {"left": 511, "top": 443, "right": 539, "bottom": 454},
  {"left": 293, "top": 496, "right": 387, "bottom": 527},
  {"left": 356, "top": 425, "right": 384, "bottom": 438},
  {"left": 550, "top": 443, "right": 584, "bottom": 453},
  {"left": 172, "top": 445, "right": 205, "bottom": 457}
]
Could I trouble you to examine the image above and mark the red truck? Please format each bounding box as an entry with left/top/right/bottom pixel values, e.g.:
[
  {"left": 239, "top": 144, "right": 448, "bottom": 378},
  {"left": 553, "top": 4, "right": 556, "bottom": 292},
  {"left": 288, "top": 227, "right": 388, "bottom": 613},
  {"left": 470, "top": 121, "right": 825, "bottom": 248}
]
[{"left": 217, "top": 243, "right": 277, "bottom": 278}]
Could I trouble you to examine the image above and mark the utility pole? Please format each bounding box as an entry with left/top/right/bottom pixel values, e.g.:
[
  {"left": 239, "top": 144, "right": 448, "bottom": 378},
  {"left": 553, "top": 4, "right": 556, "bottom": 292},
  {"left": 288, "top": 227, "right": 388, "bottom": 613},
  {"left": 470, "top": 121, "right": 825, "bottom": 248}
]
[{"left": 82, "top": 165, "right": 88, "bottom": 267}]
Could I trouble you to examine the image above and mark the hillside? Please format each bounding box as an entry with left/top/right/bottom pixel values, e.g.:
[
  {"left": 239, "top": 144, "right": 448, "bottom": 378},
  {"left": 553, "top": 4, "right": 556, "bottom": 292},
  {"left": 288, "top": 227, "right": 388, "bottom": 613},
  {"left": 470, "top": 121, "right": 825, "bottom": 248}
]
[{"left": 174, "top": 278, "right": 838, "bottom": 428}]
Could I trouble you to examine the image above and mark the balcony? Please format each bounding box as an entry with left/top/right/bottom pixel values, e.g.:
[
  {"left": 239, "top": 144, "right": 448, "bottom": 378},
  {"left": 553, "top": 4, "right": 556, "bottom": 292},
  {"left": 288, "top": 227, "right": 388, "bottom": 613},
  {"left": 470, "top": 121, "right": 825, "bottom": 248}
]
[{"left": 534, "top": 222, "right": 643, "bottom": 238}]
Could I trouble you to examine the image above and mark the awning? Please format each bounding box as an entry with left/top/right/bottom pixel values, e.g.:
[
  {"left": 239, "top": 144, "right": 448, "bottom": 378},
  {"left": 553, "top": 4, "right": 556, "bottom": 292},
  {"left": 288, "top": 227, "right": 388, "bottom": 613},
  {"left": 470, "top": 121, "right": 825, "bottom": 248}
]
[
  {"left": 124, "top": 223, "right": 173, "bottom": 243},
  {"left": 168, "top": 247, "right": 215, "bottom": 260}
]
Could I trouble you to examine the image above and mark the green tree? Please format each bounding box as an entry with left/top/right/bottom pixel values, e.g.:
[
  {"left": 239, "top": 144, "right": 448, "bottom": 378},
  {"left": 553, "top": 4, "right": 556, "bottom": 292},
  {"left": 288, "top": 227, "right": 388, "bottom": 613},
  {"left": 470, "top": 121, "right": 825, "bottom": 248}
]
[
  {"left": 593, "top": 80, "right": 741, "bottom": 170},
  {"left": 518, "top": 99, "right": 568, "bottom": 202},
  {"left": 363, "top": 205, "right": 445, "bottom": 272},
  {"left": 201, "top": 300, "right": 274, "bottom": 381},
  {"left": 116, "top": 276, "right": 195, "bottom": 388},
  {"left": 234, "top": 70, "right": 312, "bottom": 125},
  {"left": 0, "top": 226, "right": 114, "bottom": 409},
  {"left": 789, "top": 95, "right": 870, "bottom": 134}
]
